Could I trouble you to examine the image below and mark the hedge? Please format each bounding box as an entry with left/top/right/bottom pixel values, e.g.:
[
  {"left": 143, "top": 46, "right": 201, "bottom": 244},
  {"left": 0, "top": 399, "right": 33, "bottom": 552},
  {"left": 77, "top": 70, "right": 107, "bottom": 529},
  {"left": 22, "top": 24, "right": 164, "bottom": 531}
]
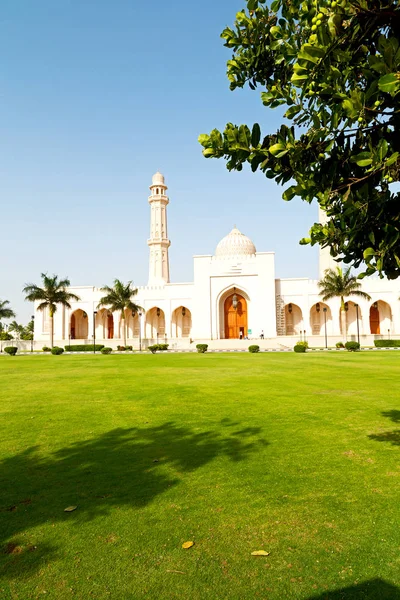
[
  {"left": 345, "top": 341, "right": 360, "bottom": 352},
  {"left": 4, "top": 347, "right": 18, "bottom": 356},
  {"left": 51, "top": 346, "right": 64, "bottom": 355},
  {"left": 294, "top": 344, "right": 306, "bottom": 353},
  {"left": 196, "top": 344, "right": 208, "bottom": 353},
  {"left": 374, "top": 339, "right": 400, "bottom": 347},
  {"left": 101, "top": 347, "right": 112, "bottom": 354},
  {"left": 248, "top": 345, "right": 260, "bottom": 353},
  {"left": 64, "top": 345, "right": 105, "bottom": 352}
]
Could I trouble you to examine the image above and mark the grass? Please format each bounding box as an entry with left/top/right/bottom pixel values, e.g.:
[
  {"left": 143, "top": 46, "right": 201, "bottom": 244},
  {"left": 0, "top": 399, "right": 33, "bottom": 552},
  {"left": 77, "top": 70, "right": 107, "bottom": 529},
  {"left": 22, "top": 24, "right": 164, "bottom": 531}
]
[{"left": 1, "top": 352, "right": 400, "bottom": 600}]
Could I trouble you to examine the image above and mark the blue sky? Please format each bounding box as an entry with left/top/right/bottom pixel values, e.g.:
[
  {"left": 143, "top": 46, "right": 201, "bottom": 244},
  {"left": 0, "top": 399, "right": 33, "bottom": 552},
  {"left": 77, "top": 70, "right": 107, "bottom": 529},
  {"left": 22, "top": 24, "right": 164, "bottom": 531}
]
[{"left": 2, "top": 0, "right": 318, "bottom": 322}]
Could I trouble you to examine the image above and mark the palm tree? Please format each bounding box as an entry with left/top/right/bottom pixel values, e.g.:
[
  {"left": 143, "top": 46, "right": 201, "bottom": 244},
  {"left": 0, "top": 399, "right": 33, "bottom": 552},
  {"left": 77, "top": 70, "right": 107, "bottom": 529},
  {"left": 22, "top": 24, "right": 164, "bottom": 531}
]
[
  {"left": 318, "top": 267, "right": 371, "bottom": 342},
  {"left": 97, "top": 280, "right": 143, "bottom": 346},
  {"left": 0, "top": 299, "right": 16, "bottom": 321},
  {"left": 8, "top": 321, "right": 24, "bottom": 340},
  {"left": 23, "top": 274, "right": 80, "bottom": 347}
]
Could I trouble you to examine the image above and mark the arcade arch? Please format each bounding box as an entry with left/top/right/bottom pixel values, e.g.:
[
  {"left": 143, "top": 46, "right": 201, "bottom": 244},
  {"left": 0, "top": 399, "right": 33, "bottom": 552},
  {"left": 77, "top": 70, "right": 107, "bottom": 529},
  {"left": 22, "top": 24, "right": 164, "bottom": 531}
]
[
  {"left": 369, "top": 300, "right": 392, "bottom": 334},
  {"left": 284, "top": 303, "right": 303, "bottom": 336},
  {"left": 172, "top": 306, "right": 192, "bottom": 338},
  {"left": 70, "top": 309, "right": 88, "bottom": 340}
]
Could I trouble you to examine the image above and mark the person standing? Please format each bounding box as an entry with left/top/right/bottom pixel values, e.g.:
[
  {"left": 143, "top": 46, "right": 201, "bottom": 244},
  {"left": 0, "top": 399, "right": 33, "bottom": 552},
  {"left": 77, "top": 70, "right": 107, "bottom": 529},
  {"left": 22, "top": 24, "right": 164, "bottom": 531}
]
[{"left": 260, "top": 330, "right": 264, "bottom": 339}]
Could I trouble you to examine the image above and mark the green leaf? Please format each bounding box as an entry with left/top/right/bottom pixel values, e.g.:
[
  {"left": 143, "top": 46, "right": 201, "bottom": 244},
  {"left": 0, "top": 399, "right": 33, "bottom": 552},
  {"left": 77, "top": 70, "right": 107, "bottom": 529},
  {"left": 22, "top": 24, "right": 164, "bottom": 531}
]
[
  {"left": 198, "top": 134, "right": 210, "bottom": 147},
  {"left": 350, "top": 152, "right": 373, "bottom": 167},
  {"left": 377, "top": 139, "right": 388, "bottom": 162},
  {"left": 298, "top": 44, "right": 325, "bottom": 64},
  {"left": 269, "top": 143, "right": 286, "bottom": 156},
  {"left": 270, "top": 0, "right": 281, "bottom": 11},
  {"left": 363, "top": 248, "right": 376, "bottom": 259},
  {"left": 285, "top": 105, "right": 301, "bottom": 119},
  {"left": 342, "top": 98, "right": 357, "bottom": 119},
  {"left": 282, "top": 185, "right": 299, "bottom": 201},
  {"left": 203, "top": 148, "right": 215, "bottom": 158},
  {"left": 386, "top": 152, "right": 399, "bottom": 167},
  {"left": 378, "top": 73, "right": 400, "bottom": 95},
  {"left": 251, "top": 123, "right": 261, "bottom": 147}
]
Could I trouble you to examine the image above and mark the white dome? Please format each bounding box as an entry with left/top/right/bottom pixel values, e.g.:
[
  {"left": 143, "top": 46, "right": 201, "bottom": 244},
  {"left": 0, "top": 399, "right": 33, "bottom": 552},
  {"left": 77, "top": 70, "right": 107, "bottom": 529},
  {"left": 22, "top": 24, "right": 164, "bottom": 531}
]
[
  {"left": 152, "top": 171, "right": 165, "bottom": 185},
  {"left": 215, "top": 227, "right": 256, "bottom": 258}
]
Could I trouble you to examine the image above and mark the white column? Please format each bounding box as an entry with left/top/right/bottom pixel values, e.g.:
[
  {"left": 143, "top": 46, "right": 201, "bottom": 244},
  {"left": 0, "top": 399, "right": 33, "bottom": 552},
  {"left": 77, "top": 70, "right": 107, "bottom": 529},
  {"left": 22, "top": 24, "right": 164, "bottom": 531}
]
[{"left": 114, "top": 312, "right": 120, "bottom": 340}]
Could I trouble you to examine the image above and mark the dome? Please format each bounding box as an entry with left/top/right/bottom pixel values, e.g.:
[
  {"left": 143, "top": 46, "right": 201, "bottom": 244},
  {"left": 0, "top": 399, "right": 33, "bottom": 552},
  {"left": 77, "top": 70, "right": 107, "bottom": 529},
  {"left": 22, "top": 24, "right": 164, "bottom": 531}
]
[
  {"left": 215, "top": 227, "right": 256, "bottom": 258},
  {"left": 152, "top": 171, "right": 165, "bottom": 185}
]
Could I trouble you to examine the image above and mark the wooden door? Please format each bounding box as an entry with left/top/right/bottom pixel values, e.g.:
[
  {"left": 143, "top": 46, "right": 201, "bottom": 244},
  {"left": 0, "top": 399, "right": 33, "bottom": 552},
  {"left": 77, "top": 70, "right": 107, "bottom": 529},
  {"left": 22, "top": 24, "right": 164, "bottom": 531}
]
[
  {"left": 224, "top": 294, "right": 247, "bottom": 339},
  {"left": 370, "top": 305, "right": 380, "bottom": 334},
  {"left": 108, "top": 314, "right": 114, "bottom": 339}
]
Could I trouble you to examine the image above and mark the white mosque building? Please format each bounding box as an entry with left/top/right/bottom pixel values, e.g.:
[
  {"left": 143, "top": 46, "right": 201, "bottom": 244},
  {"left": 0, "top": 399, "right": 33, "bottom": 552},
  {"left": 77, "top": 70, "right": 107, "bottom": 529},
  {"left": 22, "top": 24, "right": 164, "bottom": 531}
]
[{"left": 33, "top": 172, "right": 400, "bottom": 349}]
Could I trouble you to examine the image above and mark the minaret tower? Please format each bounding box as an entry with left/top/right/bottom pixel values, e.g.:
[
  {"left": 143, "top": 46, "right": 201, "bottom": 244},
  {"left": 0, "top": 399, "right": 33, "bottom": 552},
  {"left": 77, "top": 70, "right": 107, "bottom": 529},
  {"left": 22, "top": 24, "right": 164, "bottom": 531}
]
[
  {"left": 318, "top": 206, "right": 339, "bottom": 278},
  {"left": 147, "top": 172, "right": 171, "bottom": 285}
]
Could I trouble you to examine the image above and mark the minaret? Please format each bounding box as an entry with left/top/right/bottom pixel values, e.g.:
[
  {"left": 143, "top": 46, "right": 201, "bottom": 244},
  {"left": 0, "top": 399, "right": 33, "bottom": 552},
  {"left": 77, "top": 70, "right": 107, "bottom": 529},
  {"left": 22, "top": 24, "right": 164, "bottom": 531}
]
[
  {"left": 147, "top": 172, "right": 171, "bottom": 285},
  {"left": 318, "top": 206, "right": 339, "bottom": 278}
]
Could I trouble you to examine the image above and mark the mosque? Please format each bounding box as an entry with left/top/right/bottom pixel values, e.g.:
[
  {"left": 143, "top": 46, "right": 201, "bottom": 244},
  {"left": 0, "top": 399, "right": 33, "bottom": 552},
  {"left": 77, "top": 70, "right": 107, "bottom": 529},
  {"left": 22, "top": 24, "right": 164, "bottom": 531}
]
[{"left": 33, "top": 172, "right": 400, "bottom": 349}]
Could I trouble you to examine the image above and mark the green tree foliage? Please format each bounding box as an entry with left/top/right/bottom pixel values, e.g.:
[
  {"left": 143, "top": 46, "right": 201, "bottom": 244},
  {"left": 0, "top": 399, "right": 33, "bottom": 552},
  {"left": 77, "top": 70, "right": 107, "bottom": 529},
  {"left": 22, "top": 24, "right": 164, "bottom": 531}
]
[
  {"left": 199, "top": 0, "right": 400, "bottom": 278},
  {"left": 23, "top": 274, "right": 80, "bottom": 348},
  {"left": 8, "top": 321, "right": 25, "bottom": 340},
  {"left": 0, "top": 299, "right": 16, "bottom": 321},
  {"left": 97, "top": 280, "right": 143, "bottom": 347},
  {"left": 318, "top": 266, "right": 371, "bottom": 340}
]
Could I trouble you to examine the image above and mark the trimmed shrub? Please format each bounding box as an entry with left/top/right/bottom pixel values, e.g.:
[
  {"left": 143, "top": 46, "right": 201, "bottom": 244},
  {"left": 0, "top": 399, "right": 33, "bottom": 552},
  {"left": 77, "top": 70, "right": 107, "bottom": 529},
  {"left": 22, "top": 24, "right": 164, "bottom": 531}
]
[
  {"left": 117, "top": 346, "right": 126, "bottom": 351},
  {"left": 345, "top": 341, "right": 360, "bottom": 352},
  {"left": 336, "top": 342, "right": 345, "bottom": 348},
  {"left": 4, "top": 346, "right": 18, "bottom": 356},
  {"left": 248, "top": 345, "right": 260, "bottom": 353},
  {"left": 196, "top": 344, "right": 208, "bottom": 353},
  {"left": 64, "top": 345, "right": 105, "bottom": 352},
  {"left": 296, "top": 341, "right": 309, "bottom": 349},
  {"left": 42, "top": 346, "right": 51, "bottom": 352},
  {"left": 294, "top": 344, "right": 306, "bottom": 353},
  {"left": 126, "top": 346, "right": 133, "bottom": 351},
  {"left": 374, "top": 339, "right": 400, "bottom": 347},
  {"left": 101, "top": 347, "right": 112, "bottom": 354},
  {"left": 51, "top": 346, "right": 64, "bottom": 355},
  {"left": 147, "top": 344, "right": 169, "bottom": 353}
]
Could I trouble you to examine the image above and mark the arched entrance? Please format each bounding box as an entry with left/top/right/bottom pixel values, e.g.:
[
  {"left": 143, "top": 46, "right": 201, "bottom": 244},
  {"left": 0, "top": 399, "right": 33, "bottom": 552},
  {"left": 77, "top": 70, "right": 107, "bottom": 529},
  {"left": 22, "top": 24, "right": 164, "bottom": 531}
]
[
  {"left": 172, "top": 306, "right": 192, "bottom": 338},
  {"left": 70, "top": 309, "right": 88, "bottom": 339},
  {"left": 224, "top": 293, "right": 247, "bottom": 339},
  {"left": 145, "top": 307, "right": 166, "bottom": 339},
  {"left": 310, "top": 302, "right": 332, "bottom": 335},
  {"left": 284, "top": 303, "right": 303, "bottom": 336},
  {"left": 370, "top": 300, "right": 392, "bottom": 335}
]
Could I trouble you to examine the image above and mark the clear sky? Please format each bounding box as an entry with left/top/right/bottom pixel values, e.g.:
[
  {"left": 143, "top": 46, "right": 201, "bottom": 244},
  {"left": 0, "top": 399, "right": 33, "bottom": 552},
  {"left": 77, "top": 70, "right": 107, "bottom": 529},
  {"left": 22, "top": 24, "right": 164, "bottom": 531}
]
[{"left": 1, "top": 0, "right": 318, "bottom": 323}]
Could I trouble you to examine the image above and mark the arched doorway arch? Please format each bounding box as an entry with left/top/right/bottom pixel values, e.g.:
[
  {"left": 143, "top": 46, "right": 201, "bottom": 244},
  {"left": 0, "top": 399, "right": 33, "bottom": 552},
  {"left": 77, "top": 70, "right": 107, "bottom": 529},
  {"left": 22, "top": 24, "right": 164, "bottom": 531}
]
[
  {"left": 339, "top": 301, "right": 363, "bottom": 335},
  {"left": 146, "top": 307, "right": 165, "bottom": 340},
  {"left": 124, "top": 308, "right": 140, "bottom": 339},
  {"left": 370, "top": 300, "right": 392, "bottom": 334},
  {"left": 70, "top": 309, "right": 88, "bottom": 340},
  {"left": 224, "top": 290, "right": 248, "bottom": 339},
  {"left": 310, "top": 302, "right": 332, "bottom": 335},
  {"left": 284, "top": 303, "right": 303, "bottom": 335},
  {"left": 96, "top": 309, "right": 114, "bottom": 339},
  {"left": 172, "top": 306, "right": 192, "bottom": 338}
]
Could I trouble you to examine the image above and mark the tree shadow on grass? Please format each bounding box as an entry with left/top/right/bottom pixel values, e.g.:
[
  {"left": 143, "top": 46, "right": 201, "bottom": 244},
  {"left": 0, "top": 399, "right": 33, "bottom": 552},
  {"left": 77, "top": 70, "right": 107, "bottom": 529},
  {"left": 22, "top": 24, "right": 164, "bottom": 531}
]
[
  {"left": 306, "top": 578, "right": 400, "bottom": 599},
  {"left": 369, "top": 410, "right": 400, "bottom": 446},
  {"left": 0, "top": 421, "right": 268, "bottom": 578}
]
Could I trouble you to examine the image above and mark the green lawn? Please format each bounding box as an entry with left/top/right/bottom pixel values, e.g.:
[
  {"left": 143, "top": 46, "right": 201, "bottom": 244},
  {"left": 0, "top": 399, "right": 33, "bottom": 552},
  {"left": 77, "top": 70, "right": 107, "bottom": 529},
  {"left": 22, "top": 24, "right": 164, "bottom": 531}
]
[{"left": 1, "top": 353, "right": 399, "bottom": 600}]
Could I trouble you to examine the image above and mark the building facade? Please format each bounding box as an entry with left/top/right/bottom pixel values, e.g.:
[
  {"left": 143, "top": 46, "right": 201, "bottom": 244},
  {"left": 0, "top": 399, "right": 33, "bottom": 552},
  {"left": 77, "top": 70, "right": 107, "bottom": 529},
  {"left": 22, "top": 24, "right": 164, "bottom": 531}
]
[{"left": 33, "top": 173, "right": 400, "bottom": 348}]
